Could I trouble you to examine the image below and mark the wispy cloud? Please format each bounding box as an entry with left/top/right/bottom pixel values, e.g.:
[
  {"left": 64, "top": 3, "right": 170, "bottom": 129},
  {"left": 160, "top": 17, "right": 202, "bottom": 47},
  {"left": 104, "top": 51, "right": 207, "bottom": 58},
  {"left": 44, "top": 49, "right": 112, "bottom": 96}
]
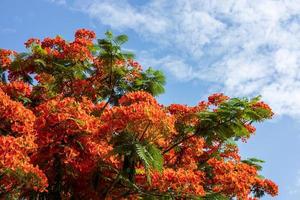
[
  {"left": 288, "top": 170, "right": 300, "bottom": 195},
  {"left": 0, "top": 27, "right": 16, "bottom": 34},
  {"left": 52, "top": 0, "right": 300, "bottom": 118},
  {"left": 72, "top": 0, "right": 169, "bottom": 35},
  {"left": 47, "top": 0, "right": 66, "bottom": 5},
  {"left": 138, "top": 54, "right": 202, "bottom": 81}
]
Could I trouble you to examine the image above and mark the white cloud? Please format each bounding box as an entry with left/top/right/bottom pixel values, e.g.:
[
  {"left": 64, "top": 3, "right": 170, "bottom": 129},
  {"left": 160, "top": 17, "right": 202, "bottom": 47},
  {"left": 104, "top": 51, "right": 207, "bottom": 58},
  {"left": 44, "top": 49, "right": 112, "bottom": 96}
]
[
  {"left": 138, "top": 54, "right": 201, "bottom": 81},
  {"left": 72, "top": 0, "right": 169, "bottom": 35},
  {"left": 55, "top": 0, "right": 300, "bottom": 118},
  {"left": 47, "top": 0, "right": 66, "bottom": 5}
]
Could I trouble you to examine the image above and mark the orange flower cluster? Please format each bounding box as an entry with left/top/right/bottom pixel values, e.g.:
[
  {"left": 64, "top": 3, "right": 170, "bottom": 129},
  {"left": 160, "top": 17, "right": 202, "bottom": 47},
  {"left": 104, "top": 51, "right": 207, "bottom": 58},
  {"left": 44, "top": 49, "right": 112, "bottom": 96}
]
[
  {"left": 208, "top": 93, "right": 229, "bottom": 106},
  {"left": 100, "top": 91, "right": 175, "bottom": 144},
  {"left": 74, "top": 28, "right": 96, "bottom": 45},
  {"left": 251, "top": 101, "right": 274, "bottom": 117},
  {"left": 68, "top": 79, "right": 97, "bottom": 99},
  {"left": 0, "top": 81, "right": 31, "bottom": 99},
  {"left": 150, "top": 168, "right": 206, "bottom": 197},
  {"left": 254, "top": 178, "right": 278, "bottom": 197},
  {"left": 34, "top": 97, "right": 115, "bottom": 171},
  {"left": 168, "top": 101, "right": 208, "bottom": 126},
  {"left": 242, "top": 123, "right": 257, "bottom": 142},
  {"left": 0, "top": 88, "right": 35, "bottom": 138},
  {"left": 125, "top": 59, "right": 143, "bottom": 81},
  {"left": 40, "top": 29, "right": 95, "bottom": 61},
  {"left": 0, "top": 49, "right": 15, "bottom": 69},
  {"left": 244, "top": 123, "right": 256, "bottom": 134},
  {"left": 118, "top": 91, "right": 158, "bottom": 105},
  {"left": 94, "top": 57, "right": 143, "bottom": 81},
  {"left": 0, "top": 136, "right": 48, "bottom": 193},
  {"left": 165, "top": 137, "right": 205, "bottom": 170},
  {"left": 168, "top": 101, "right": 208, "bottom": 116},
  {"left": 0, "top": 87, "right": 47, "bottom": 195},
  {"left": 208, "top": 158, "right": 257, "bottom": 199},
  {"left": 207, "top": 158, "right": 278, "bottom": 199},
  {"left": 127, "top": 59, "right": 142, "bottom": 71},
  {"left": 29, "top": 96, "right": 121, "bottom": 199},
  {"left": 219, "top": 144, "right": 241, "bottom": 161},
  {"left": 35, "top": 72, "right": 55, "bottom": 85},
  {"left": 24, "top": 38, "right": 41, "bottom": 48},
  {"left": 35, "top": 97, "right": 100, "bottom": 138}
]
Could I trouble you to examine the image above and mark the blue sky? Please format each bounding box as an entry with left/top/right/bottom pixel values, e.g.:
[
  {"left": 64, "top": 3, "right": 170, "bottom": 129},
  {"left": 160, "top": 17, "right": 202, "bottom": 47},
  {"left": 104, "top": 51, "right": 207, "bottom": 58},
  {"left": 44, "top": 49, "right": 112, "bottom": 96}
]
[{"left": 1, "top": 0, "right": 300, "bottom": 199}]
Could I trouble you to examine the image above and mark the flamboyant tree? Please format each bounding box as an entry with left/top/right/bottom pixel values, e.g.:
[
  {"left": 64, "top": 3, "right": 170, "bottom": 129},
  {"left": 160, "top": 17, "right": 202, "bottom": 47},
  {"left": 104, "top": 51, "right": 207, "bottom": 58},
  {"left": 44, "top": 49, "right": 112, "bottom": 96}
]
[{"left": 0, "top": 29, "right": 278, "bottom": 200}]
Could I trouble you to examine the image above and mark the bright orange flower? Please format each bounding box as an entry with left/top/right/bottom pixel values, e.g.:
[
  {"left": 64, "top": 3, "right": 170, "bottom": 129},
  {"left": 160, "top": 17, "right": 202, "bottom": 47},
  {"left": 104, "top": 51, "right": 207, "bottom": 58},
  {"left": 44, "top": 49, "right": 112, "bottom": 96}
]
[
  {"left": 208, "top": 93, "right": 229, "bottom": 105},
  {"left": 0, "top": 49, "right": 15, "bottom": 69},
  {"left": 0, "top": 136, "right": 48, "bottom": 194},
  {"left": 24, "top": 38, "right": 41, "bottom": 48},
  {"left": 0, "top": 81, "right": 31, "bottom": 99},
  {"left": 251, "top": 101, "right": 274, "bottom": 117},
  {"left": 149, "top": 168, "right": 206, "bottom": 197},
  {"left": 101, "top": 91, "right": 175, "bottom": 145}
]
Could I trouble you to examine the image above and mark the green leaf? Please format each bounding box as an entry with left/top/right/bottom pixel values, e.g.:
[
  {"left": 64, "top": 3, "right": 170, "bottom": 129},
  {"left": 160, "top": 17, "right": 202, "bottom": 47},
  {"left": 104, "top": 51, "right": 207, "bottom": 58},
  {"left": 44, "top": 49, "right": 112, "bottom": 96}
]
[
  {"left": 231, "top": 121, "right": 249, "bottom": 137},
  {"left": 34, "top": 58, "right": 46, "bottom": 67},
  {"left": 68, "top": 117, "right": 85, "bottom": 126},
  {"left": 241, "top": 157, "right": 265, "bottom": 171},
  {"left": 146, "top": 144, "right": 164, "bottom": 172},
  {"left": 18, "top": 96, "right": 32, "bottom": 104},
  {"left": 135, "top": 142, "right": 164, "bottom": 184},
  {"left": 132, "top": 67, "right": 166, "bottom": 96},
  {"left": 76, "top": 140, "right": 84, "bottom": 151},
  {"left": 248, "top": 157, "right": 265, "bottom": 163},
  {"left": 115, "top": 35, "right": 128, "bottom": 45},
  {"left": 122, "top": 51, "right": 135, "bottom": 59}
]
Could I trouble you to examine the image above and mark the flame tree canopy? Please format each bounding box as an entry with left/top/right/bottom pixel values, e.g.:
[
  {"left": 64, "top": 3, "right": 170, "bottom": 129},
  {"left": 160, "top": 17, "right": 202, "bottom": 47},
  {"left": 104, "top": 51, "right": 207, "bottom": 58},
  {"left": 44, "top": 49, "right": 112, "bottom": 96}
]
[{"left": 0, "top": 29, "right": 278, "bottom": 200}]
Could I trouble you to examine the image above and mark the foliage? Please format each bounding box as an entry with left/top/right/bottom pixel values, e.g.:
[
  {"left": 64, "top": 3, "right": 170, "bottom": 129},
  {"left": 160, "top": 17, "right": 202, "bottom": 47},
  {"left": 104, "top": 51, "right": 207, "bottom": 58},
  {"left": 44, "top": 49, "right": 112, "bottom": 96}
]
[{"left": 0, "top": 29, "right": 278, "bottom": 200}]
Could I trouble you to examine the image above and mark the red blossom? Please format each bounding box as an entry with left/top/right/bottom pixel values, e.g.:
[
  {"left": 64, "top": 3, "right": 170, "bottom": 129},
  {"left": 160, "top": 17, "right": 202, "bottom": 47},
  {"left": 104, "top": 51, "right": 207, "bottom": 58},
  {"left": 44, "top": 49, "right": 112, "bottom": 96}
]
[
  {"left": 75, "top": 28, "right": 96, "bottom": 41},
  {"left": 0, "top": 81, "right": 31, "bottom": 99},
  {"left": 208, "top": 93, "right": 230, "bottom": 105},
  {"left": 139, "top": 168, "right": 206, "bottom": 197},
  {"left": 245, "top": 123, "right": 256, "bottom": 134},
  {"left": 252, "top": 101, "right": 274, "bottom": 117},
  {"left": 24, "top": 38, "right": 41, "bottom": 48},
  {"left": 0, "top": 49, "right": 15, "bottom": 69}
]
